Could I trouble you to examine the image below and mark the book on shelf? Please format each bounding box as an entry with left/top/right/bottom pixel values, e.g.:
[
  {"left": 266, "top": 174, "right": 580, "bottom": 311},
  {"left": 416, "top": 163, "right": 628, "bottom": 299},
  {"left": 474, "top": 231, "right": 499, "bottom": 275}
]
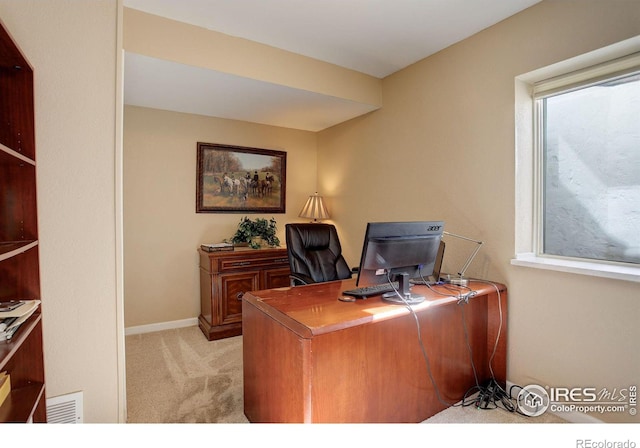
[
  {"left": 0, "top": 300, "right": 24, "bottom": 312},
  {"left": 0, "top": 316, "right": 17, "bottom": 332},
  {"left": 0, "top": 300, "right": 40, "bottom": 341},
  {"left": 0, "top": 299, "right": 39, "bottom": 319},
  {"left": 0, "top": 372, "right": 10, "bottom": 407},
  {"left": 201, "top": 242, "right": 234, "bottom": 252}
]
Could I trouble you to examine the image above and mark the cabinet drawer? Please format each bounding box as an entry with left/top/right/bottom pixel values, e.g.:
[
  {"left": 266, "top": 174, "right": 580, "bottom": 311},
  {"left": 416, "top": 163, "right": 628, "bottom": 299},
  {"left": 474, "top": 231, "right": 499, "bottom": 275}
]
[
  {"left": 263, "top": 267, "right": 292, "bottom": 289},
  {"left": 218, "top": 255, "right": 289, "bottom": 272},
  {"left": 200, "top": 247, "right": 289, "bottom": 273},
  {"left": 217, "top": 271, "right": 259, "bottom": 325}
]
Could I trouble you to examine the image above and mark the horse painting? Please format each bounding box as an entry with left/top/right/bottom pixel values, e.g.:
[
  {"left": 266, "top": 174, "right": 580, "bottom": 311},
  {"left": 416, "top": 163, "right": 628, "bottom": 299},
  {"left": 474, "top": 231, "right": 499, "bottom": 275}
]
[{"left": 196, "top": 142, "right": 286, "bottom": 213}]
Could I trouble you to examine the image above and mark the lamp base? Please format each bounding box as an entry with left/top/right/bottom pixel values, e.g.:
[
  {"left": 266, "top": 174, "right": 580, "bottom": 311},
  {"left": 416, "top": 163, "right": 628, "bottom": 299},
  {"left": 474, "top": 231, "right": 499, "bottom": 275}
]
[
  {"left": 449, "top": 277, "right": 469, "bottom": 287},
  {"left": 442, "top": 274, "right": 469, "bottom": 287}
]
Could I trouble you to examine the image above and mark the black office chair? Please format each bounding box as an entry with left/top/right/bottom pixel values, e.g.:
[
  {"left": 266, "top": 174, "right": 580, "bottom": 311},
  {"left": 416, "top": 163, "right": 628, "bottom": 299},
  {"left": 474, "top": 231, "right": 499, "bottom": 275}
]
[{"left": 285, "top": 223, "right": 355, "bottom": 286}]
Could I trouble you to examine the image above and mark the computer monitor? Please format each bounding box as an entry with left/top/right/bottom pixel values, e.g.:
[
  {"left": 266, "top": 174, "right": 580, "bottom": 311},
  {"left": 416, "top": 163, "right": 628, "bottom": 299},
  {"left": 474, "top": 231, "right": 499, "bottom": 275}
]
[{"left": 356, "top": 221, "right": 445, "bottom": 304}]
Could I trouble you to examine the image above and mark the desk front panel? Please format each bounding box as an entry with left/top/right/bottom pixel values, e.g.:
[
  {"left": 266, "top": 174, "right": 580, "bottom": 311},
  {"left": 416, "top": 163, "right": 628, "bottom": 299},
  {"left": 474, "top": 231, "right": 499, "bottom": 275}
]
[{"left": 309, "top": 292, "right": 498, "bottom": 422}]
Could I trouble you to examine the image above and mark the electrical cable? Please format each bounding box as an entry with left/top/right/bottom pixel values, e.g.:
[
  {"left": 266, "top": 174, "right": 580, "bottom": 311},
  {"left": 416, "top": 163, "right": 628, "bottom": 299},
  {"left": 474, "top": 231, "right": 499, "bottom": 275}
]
[
  {"left": 456, "top": 278, "right": 533, "bottom": 416},
  {"left": 385, "top": 271, "right": 458, "bottom": 409},
  {"left": 383, "top": 271, "right": 531, "bottom": 415},
  {"left": 459, "top": 303, "right": 480, "bottom": 388}
]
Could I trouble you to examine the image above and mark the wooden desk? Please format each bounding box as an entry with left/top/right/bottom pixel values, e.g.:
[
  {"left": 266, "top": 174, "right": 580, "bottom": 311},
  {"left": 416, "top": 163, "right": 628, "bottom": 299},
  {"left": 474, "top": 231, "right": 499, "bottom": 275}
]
[{"left": 242, "top": 278, "right": 507, "bottom": 423}]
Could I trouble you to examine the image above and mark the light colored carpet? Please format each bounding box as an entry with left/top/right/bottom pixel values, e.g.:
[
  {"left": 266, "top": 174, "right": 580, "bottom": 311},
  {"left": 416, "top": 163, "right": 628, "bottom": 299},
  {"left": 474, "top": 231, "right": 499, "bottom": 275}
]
[
  {"left": 125, "top": 325, "right": 566, "bottom": 424},
  {"left": 126, "top": 326, "right": 248, "bottom": 423}
]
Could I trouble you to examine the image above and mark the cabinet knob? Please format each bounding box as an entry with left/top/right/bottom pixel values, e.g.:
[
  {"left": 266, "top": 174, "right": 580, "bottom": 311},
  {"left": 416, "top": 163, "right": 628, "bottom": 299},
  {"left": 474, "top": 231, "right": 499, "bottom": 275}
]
[{"left": 237, "top": 292, "right": 245, "bottom": 301}]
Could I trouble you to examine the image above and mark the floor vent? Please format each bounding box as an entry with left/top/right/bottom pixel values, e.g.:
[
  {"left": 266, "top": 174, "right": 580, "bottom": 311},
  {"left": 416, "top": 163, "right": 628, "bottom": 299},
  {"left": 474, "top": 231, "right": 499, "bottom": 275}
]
[{"left": 46, "top": 391, "right": 83, "bottom": 423}]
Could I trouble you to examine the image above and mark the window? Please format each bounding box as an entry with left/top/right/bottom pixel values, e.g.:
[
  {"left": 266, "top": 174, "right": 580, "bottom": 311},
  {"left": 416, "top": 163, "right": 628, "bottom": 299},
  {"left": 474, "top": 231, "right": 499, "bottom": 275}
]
[
  {"left": 537, "top": 70, "right": 640, "bottom": 265},
  {"left": 513, "top": 38, "right": 640, "bottom": 282}
]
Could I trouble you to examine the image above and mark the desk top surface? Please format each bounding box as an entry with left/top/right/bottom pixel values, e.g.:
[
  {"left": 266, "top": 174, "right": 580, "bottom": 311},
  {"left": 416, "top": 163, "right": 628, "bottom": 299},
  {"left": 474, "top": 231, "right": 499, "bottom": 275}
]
[{"left": 243, "top": 278, "right": 506, "bottom": 339}]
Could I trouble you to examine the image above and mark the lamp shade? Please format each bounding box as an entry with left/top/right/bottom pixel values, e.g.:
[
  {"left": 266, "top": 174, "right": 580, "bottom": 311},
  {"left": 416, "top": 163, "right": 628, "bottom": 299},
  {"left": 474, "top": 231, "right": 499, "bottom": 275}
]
[{"left": 298, "top": 192, "right": 330, "bottom": 222}]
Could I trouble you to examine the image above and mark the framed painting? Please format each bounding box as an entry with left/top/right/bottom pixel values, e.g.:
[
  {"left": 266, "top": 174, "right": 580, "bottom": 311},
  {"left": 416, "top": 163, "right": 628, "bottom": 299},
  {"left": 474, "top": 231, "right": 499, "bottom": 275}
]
[{"left": 196, "top": 142, "right": 287, "bottom": 213}]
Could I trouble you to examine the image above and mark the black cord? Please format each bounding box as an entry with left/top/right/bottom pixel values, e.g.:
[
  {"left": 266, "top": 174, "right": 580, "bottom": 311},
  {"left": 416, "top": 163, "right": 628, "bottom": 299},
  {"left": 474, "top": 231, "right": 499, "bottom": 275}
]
[
  {"left": 456, "top": 279, "right": 533, "bottom": 416},
  {"left": 459, "top": 303, "right": 480, "bottom": 388},
  {"left": 385, "top": 273, "right": 481, "bottom": 409},
  {"left": 385, "top": 272, "right": 457, "bottom": 409},
  {"left": 384, "top": 273, "right": 528, "bottom": 415}
]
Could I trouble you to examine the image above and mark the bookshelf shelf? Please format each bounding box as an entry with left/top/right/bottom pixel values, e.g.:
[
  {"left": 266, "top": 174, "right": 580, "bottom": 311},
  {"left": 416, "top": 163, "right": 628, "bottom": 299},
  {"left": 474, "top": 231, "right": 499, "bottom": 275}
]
[
  {"left": 0, "top": 142, "right": 35, "bottom": 166},
  {"left": 0, "top": 383, "right": 45, "bottom": 423},
  {"left": 0, "top": 313, "right": 42, "bottom": 371},
  {"left": 0, "top": 241, "right": 38, "bottom": 261}
]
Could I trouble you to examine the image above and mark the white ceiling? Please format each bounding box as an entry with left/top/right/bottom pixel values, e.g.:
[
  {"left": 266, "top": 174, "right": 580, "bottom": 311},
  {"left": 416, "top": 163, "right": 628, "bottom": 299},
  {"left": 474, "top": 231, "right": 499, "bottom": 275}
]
[{"left": 123, "top": 0, "right": 541, "bottom": 131}]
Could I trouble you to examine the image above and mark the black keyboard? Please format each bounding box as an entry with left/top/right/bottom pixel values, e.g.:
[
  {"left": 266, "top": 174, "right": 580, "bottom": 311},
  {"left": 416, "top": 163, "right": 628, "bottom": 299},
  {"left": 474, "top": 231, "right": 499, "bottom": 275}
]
[{"left": 342, "top": 282, "right": 399, "bottom": 298}]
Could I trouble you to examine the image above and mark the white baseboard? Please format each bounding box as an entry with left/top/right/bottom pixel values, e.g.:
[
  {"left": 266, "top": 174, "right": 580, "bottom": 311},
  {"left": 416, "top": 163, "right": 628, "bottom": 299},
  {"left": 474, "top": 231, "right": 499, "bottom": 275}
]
[
  {"left": 125, "top": 317, "right": 198, "bottom": 336},
  {"left": 505, "top": 380, "right": 604, "bottom": 424}
]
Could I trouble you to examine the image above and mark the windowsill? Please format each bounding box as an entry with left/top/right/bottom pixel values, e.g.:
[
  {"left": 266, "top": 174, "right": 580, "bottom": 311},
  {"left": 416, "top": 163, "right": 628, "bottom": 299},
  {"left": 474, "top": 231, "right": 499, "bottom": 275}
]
[{"left": 511, "top": 253, "right": 640, "bottom": 283}]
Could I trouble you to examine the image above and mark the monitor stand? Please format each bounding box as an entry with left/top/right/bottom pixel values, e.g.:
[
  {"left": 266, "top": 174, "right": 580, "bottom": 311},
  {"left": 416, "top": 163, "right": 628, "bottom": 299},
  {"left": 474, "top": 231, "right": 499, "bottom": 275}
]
[{"left": 382, "top": 273, "right": 425, "bottom": 305}]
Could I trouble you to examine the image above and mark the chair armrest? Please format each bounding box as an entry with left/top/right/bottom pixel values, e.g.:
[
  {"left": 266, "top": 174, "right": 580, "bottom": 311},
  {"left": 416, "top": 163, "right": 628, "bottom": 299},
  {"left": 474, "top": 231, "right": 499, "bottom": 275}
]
[{"left": 289, "top": 272, "right": 315, "bottom": 286}]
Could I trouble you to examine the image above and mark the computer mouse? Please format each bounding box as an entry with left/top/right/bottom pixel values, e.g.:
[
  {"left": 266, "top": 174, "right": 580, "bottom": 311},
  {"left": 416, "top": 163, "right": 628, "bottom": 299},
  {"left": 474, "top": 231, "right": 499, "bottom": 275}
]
[{"left": 338, "top": 296, "right": 356, "bottom": 302}]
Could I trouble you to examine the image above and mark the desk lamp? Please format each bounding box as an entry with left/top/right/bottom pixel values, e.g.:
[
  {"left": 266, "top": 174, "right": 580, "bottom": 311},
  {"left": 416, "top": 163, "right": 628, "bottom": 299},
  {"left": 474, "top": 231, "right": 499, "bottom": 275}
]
[
  {"left": 298, "top": 192, "right": 330, "bottom": 223},
  {"left": 443, "top": 231, "right": 483, "bottom": 286}
]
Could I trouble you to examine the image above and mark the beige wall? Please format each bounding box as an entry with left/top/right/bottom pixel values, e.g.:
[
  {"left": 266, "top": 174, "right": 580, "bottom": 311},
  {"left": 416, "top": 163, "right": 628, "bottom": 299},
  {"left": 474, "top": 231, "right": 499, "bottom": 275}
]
[
  {"left": 123, "top": 106, "right": 318, "bottom": 327},
  {"left": 0, "top": 0, "right": 122, "bottom": 423},
  {"left": 319, "top": 1, "right": 640, "bottom": 423}
]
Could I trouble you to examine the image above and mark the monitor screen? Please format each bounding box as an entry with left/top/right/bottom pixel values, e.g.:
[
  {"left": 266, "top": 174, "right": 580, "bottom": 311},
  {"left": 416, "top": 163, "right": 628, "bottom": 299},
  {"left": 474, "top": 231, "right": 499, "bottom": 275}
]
[{"left": 356, "top": 221, "right": 444, "bottom": 302}]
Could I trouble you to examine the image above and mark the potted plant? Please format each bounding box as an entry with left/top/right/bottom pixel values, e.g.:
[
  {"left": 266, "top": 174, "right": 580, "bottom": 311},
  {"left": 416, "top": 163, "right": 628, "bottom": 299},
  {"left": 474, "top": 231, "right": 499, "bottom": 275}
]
[{"left": 230, "top": 217, "right": 280, "bottom": 249}]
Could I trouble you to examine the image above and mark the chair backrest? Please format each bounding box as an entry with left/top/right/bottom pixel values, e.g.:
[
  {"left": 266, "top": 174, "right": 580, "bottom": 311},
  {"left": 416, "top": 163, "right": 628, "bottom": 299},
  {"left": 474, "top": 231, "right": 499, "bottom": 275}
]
[{"left": 285, "top": 223, "right": 352, "bottom": 284}]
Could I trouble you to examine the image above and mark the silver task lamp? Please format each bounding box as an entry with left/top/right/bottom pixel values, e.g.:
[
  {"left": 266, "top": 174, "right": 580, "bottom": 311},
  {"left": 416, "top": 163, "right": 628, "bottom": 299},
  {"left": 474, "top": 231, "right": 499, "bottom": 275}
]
[{"left": 443, "top": 231, "right": 483, "bottom": 286}]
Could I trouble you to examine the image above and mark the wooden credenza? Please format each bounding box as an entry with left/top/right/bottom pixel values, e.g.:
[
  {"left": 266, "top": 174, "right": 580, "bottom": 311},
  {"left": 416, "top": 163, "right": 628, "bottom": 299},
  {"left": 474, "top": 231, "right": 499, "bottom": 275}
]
[{"left": 198, "top": 246, "right": 290, "bottom": 341}]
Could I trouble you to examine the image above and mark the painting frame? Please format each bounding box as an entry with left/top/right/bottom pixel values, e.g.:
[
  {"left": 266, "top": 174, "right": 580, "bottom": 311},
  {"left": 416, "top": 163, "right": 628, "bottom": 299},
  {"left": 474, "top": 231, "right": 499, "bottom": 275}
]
[{"left": 196, "top": 142, "right": 287, "bottom": 213}]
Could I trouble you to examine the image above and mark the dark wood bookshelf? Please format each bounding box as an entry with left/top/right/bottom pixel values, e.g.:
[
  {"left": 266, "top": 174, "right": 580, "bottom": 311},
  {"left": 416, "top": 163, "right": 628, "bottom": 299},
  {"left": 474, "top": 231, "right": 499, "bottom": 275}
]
[{"left": 0, "top": 18, "right": 46, "bottom": 423}]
